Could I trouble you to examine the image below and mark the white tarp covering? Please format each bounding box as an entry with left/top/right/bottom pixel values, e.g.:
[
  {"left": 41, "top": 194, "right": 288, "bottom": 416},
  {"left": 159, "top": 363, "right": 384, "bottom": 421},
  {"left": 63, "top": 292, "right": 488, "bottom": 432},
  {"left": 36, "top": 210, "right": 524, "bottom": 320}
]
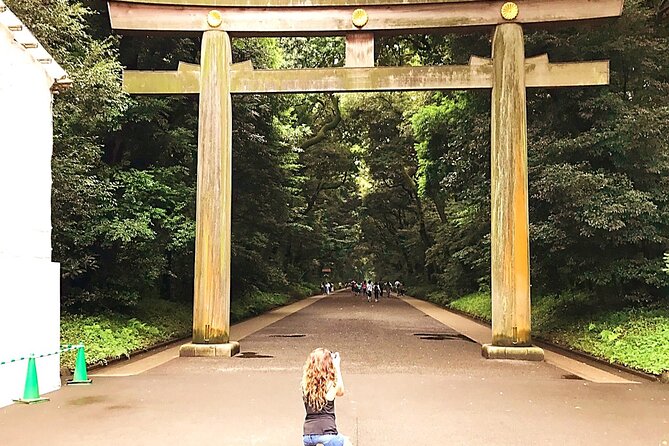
[{"left": 0, "top": 20, "right": 62, "bottom": 408}]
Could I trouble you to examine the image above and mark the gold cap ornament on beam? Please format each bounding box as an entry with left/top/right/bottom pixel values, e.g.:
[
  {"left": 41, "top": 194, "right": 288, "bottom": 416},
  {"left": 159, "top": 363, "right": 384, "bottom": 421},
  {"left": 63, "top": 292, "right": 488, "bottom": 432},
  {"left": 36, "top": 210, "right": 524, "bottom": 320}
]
[
  {"left": 501, "top": 2, "right": 519, "bottom": 20},
  {"left": 207, "top": 10, "right": 223, "bottom": 28},
  {"left": 352, "top": 8, "right": 368, "bottom": 28}
]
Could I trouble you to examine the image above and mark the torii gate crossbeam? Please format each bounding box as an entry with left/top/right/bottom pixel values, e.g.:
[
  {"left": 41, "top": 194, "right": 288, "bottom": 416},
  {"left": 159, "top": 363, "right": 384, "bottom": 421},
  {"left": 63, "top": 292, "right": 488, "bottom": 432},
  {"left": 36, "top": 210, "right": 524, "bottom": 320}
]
[
  {"left": 108, "top": 0, "right": 624, "bottom": 360},
  {"left": 108, "top": 0, "right": 623, "bottom": 35},
  {"left": 123, "top": 57, "right": 609, "bottom": 94}
]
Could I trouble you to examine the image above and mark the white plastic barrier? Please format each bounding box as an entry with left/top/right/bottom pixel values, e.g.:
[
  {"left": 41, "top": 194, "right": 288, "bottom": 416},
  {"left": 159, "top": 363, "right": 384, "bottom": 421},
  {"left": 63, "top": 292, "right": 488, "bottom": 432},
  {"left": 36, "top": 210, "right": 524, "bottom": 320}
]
[
  {"left": 0, "top": 22, "right": 61, "bottom": 408},
  {"left": 0, "top": 259, "right": 60, "bottom": 407},
  {"left": 0, "top": 259, "right": 60, "bottom": 406}
]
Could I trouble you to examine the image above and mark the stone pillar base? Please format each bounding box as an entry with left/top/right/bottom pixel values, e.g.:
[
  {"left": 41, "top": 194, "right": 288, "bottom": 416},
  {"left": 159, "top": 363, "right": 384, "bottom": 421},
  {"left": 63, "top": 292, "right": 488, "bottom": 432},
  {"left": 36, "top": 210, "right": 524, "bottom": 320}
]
[
  {"left": 179, "top": 341, "right": 240, "bottom": 357},
  {"left": 482, "top": 344, "right": 544, "bottom": 361}
]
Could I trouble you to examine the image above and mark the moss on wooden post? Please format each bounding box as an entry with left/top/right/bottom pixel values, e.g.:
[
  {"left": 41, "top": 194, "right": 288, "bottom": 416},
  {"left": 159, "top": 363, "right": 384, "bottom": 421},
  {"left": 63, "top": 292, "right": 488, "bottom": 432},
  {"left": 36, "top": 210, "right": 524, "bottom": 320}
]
[
  {"left": 192, "top": 30, "right": 232, "bottom": 345},
  {"left": 490, "top": 23, "right": 532, "bottom": 348}
]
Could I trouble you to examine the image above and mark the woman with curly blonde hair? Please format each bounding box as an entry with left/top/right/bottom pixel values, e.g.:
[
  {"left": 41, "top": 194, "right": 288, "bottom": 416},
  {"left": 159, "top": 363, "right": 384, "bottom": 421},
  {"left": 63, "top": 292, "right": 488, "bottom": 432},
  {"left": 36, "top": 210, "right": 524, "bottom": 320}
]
[{"left": 301, "top": 348, "right": 353, "bottom": 446}]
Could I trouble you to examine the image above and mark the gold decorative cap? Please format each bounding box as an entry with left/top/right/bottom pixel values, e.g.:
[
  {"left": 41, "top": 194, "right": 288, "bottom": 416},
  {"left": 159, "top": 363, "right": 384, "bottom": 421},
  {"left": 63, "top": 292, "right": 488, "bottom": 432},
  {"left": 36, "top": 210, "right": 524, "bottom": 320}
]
[
  {"left": 207, "top": 10, "right": 222, "bottom": 27},
  {"left": 352, "top": 8, "right": 368, "bottom": 28},
  {"left": 501, "top": 2, "right": 519, "bottom": 20}
]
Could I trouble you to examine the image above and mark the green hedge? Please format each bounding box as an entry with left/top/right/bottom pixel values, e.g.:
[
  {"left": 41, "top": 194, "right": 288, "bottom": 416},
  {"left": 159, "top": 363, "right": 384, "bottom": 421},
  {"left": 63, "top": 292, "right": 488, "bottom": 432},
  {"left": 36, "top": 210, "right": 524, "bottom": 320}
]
[
  {"left": 230, "top": 292, "right": 291, "bottom": 322},
  {"left": 423, "top": 291, "right": 669, "bottom": 375},
  {"left": 449, "top": 292, "right": 492, "bottom": 320},
  {"left": 231, "top": 282, "right": 320, "bottom": 322},
  {"left": 61, "top": 282, "right": 320, "bottom": 371},
  {"left": 407, "top": 285, "right": 452, "bottom": 307},
  {"left": 60, "top": 299, "right": 192, "bottom": 371},
  {"left": 543, "top": 305, "right": 669, "bottom": 374}
]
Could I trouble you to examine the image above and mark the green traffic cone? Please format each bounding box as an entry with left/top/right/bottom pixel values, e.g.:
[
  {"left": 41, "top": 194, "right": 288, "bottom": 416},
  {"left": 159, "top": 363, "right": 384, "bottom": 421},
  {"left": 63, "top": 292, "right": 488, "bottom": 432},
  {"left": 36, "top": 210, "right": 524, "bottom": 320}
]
[
  {"left": 14, "top": 357, "right": 49, "bottom": 404},
  {"left": 67, "top": 346, "right": 92, "bottom": 385}
]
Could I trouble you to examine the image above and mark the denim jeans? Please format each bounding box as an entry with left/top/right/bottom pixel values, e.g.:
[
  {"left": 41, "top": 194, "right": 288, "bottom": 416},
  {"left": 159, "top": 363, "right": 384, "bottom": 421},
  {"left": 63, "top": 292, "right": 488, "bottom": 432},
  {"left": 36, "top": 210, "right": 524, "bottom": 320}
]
[{"left": 303, "top": 433, "right": 347, "bottom": 446}]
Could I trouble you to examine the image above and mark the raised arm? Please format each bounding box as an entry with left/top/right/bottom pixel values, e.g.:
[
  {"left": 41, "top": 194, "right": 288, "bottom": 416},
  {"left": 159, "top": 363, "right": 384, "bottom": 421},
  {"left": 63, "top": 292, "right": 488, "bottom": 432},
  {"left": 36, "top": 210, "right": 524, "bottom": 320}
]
[{"left": 332, "top": 352, "right": 345, "bottom": 397}]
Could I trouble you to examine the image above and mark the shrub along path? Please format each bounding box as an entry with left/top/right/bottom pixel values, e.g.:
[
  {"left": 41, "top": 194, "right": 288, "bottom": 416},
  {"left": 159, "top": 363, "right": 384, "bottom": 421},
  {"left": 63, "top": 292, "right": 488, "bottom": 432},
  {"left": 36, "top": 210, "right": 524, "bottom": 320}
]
[
  {"left": 445, "top": 291, "right": 669, "bottom": 375},
  {"left": 1, "top": 292, "right": 667, "bottom": 445}
]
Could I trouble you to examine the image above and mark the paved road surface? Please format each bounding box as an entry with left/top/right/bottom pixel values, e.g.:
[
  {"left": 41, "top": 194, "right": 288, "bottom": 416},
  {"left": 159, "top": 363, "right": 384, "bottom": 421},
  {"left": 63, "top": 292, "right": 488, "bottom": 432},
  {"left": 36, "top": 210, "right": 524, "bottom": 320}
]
[{"left": 0, "top": 293, "right": 667, "bottom": 445}]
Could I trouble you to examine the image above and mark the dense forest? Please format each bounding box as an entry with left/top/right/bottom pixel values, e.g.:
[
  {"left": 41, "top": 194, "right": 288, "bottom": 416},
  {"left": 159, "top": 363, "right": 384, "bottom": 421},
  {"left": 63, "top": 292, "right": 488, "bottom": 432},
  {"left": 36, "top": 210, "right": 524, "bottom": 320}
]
[{"left": 6, "top": 0, "right": 669, "bottom": 319}]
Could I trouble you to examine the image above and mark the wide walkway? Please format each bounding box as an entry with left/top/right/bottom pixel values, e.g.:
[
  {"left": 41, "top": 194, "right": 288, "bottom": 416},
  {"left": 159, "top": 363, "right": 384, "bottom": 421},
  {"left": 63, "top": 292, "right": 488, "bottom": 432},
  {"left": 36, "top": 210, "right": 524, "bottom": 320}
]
[{"left": 0, "top": 293, "right": 667, "bottom": 445}]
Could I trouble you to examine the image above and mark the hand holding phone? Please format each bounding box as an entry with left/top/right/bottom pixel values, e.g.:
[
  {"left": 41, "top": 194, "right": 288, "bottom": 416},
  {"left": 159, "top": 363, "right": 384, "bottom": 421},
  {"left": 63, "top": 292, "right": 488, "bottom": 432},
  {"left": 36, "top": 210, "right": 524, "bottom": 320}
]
[{"left": 331, "top": 351, "right": 341, "bottom": 367}]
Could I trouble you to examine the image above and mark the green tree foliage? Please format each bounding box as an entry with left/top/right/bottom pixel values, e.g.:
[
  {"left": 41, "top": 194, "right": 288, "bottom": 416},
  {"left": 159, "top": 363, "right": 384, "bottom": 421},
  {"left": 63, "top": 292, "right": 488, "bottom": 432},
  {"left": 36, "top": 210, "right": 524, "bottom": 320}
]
[
  {"left": 9, "top": 0, "right": 669, "bottom": 315},
  {"left": 275, "top": 37, "right": 361, "bottom": 283},
  {"left": 8, "top": 0, "right": 359, "bottom": 309},
  {"left": 523, "top": 2, "right": 669, "bottom": 303},
  {"left": 354, "top": 1, "right": 669, "bottom": 305},
  {"left": 6, "top": 0, "right": 131, "bottom": 307},
  {"left": 411, "top": 92, "right": 492, "bottom": 293},
  {"left": 342, "top": 93, "right": 439, "bottom": 282}
]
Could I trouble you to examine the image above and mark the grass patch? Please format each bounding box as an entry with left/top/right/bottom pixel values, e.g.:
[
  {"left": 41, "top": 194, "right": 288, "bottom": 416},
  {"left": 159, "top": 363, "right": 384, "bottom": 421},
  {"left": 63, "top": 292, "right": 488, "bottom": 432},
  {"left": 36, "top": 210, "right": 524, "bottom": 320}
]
[
  {"left": 423, "top": 291, "right": 669, "bottom": 375},
  {"left": 449, "top": 292, "right": 492, "bottom": 321},
  {"left": 285, "top": 282, "right": 321, "bottom": 300},
  {"left": 407, "top": 284, "right": 441, "bottom": 300},
  {"left": 539, "top": 304, "right": 669, "bottom": 375},
  {"left": 61, "top": 282, "right": 320, "bottom": 371},
  {"left": 231, "top": 282, "right": 320, "bottom": 322},
  {"left": 407, "top": 285, "right": 452, "bottom": 306},
  {"left": 60, "top": 299, "right": 192, "bottom": 371},
  {"left": 231, "top": 292, "right": 292, "bottom": 322}
]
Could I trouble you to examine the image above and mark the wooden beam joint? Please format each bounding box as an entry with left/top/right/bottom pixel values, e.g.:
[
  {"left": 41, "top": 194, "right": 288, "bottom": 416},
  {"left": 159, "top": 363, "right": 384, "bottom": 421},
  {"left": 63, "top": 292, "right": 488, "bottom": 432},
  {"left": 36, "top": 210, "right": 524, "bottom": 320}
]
[{"left": 345, "top": 32, "right": 375, "bottom": 68}]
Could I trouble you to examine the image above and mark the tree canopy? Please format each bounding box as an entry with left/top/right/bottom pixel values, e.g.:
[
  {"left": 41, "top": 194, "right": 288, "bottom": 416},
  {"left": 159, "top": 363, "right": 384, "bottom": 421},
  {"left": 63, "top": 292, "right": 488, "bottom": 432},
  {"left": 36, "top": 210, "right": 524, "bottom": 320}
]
[{"left": 6, "top": 0, "right": 668, "bottom": 311}]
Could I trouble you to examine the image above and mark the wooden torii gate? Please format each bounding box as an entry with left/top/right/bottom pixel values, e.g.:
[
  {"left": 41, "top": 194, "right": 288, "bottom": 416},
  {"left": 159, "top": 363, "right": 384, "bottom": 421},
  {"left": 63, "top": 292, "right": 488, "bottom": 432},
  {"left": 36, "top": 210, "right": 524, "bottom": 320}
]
[{"left": 108, "top": 0, "right": 624, "bottom": 359}]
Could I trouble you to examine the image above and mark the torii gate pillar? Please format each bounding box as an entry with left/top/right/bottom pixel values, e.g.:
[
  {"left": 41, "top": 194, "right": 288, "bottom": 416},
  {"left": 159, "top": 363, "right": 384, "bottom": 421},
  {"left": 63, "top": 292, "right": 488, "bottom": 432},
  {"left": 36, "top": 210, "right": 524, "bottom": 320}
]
[
  {"left": 179, "top": 30, "right": 239, "bottom": 357},
  {"left": 483, "top": 24, "right": 543, "bottom": 360}
]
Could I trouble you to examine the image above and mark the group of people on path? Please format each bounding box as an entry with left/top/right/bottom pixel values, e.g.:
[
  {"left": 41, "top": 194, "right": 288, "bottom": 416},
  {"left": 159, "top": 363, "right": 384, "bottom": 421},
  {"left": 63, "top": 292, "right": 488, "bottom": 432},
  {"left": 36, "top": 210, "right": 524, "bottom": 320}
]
[
  {"left": 348, "top": 279, "right": 404, "bottom": 303},
  {"left": 320, "top": 282, "right": 336, "bottom": 295}
]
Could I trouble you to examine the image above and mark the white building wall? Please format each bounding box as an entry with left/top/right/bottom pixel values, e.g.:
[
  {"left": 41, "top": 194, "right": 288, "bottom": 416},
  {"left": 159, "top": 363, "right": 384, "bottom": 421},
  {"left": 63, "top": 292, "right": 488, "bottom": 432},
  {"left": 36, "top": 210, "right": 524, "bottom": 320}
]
[{"left": 0, "top": 24, "right": 61, "bottom": 408}]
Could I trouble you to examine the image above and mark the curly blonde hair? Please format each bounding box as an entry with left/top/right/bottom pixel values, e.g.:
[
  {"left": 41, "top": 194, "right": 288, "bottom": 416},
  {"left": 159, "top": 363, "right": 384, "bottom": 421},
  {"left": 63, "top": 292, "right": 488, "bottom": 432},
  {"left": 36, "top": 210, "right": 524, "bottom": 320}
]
[{"left": 301, "top": 348, "right": 336, "bottom": 411}]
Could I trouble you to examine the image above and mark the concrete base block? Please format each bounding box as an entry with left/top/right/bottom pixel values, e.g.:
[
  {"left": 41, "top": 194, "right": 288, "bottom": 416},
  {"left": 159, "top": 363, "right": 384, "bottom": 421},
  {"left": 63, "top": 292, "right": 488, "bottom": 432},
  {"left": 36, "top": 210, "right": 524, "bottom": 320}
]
[
  {"left": 482, "top": 344, "right": 544, "bottom": 361},
  {"left": 179, "top": 342, "right": 240, "bottom": 358}
]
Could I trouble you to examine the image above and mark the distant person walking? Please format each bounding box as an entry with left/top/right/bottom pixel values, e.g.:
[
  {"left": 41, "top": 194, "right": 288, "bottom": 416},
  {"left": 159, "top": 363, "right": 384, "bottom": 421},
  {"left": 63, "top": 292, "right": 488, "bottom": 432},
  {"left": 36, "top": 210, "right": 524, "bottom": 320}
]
[
  {"left": 301, "top": 348, "right": 353, "bottom": 446},
  {"left": 394, "top": 280, "right": 404, "bottom": 296}
]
